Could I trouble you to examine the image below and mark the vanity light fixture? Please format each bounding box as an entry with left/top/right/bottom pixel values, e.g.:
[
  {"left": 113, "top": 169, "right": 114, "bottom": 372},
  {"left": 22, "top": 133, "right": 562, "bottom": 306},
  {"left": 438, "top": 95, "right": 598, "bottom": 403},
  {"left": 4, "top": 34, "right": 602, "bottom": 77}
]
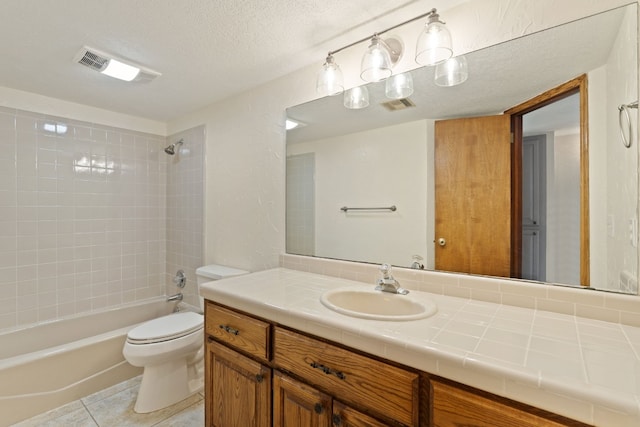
[
  {"left": 415, "top": 10, "right": 453, "bottom": 66},
  {"left": 360, "top": 34, "right": 394, "bottom": 82},
  {"left": 344, "top": 86, "right": 370, "bottom": 109},
  {"left": 385, "top": 72, "right": 414, "bottom": 99},
  {"left": 316, "top": 8, "right": 452, "bottom": 95},
  {"left": 316, "top": 53, "right": 344, "bottom": 96},
  {"left": 434, "top": 55, "right": 468, "bottom": 87}
]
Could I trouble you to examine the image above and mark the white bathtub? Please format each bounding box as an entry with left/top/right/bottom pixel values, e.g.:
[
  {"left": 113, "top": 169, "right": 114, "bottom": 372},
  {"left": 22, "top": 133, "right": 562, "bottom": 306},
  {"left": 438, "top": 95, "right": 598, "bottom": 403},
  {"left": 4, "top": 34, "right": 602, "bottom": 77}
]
[{"left": 0, "top": 298, "right": 175, "bottom": 426}]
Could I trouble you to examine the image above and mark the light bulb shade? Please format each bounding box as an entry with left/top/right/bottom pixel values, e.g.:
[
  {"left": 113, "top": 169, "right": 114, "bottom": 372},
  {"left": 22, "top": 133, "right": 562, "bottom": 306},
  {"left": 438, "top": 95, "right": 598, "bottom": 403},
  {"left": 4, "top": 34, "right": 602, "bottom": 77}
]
[
  {"left": 385, "top": 72, "right": 414, "bottom": 99},
  {"left": 360, "top": 36, "right": 393, "bottom": 82},
  {"left": 415, "top": 18, "right": 453, "bottom": 66},
  {"left": 316, "top": 54, "right": 344, "bottom": 96},
  {"left": 434, "top": 55, "right": 468, "bottom": 87},
  {"left": 343, "top": 86, "right": 370, "bottom": 109}
]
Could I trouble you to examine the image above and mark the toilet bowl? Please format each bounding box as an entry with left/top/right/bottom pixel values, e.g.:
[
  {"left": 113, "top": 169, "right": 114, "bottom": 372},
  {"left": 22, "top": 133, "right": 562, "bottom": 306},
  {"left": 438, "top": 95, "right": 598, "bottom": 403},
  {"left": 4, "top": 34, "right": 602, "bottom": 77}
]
[
  {"left": 123, "top": 311, "right": 204, "bottom": 413},
  {"left": 122, "top": 264, "right": 248, "bottom": 413}
]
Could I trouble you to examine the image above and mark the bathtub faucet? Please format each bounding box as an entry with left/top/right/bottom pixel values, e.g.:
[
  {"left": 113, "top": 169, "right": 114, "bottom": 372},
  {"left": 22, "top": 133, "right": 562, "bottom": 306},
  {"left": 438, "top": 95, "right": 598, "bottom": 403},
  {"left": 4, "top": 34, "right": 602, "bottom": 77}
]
[{"left": 167, "top": 293, "right": 183, "bottom": 302}]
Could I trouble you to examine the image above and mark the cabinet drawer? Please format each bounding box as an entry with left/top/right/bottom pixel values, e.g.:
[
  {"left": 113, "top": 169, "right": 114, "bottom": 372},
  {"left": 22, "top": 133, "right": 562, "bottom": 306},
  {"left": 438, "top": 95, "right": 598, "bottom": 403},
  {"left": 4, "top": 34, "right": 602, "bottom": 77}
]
[
  {"left": 205, "top": 302, "right": 270, "bottom": 361},
  {"left": 430, "top": 379, "right": 590, "bottom": 427},
  {"left": 273, "top": 327, "right": 419, "bottom": 426}
]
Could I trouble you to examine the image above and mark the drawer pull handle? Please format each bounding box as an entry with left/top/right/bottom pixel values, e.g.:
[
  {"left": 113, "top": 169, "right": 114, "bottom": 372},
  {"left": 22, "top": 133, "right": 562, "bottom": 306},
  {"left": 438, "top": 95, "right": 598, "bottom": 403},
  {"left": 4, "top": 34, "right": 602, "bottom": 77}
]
[
  {"left": 255, "top": 374, "right": 263, "bottom": 383},
  {"left": 219, "top": 324, "right": 240, "bottom": 335},
  {"left": 332, "top": 414, "right": 342, "bottom": 426},
  {"left": 310, "top": 362, "right": 346, "bottom": 380},
  {"left": 314, "top": 403, "right": 323, "bottom": 414}
]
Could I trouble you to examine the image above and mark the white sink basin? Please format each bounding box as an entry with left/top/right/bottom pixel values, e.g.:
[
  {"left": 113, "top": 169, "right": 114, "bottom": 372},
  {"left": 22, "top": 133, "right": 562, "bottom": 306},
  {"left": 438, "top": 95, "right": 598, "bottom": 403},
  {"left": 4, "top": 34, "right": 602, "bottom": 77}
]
[{"left": 320, "top": 288, "right": 437, "bottom": 321}]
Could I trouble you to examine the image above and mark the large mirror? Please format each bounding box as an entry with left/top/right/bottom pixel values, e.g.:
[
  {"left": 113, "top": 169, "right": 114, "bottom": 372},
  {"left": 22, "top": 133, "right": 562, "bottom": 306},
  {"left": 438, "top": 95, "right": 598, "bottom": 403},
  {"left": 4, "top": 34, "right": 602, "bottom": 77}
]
[{"left": 286, "top": 4, "right": 638, "bottom": 294}]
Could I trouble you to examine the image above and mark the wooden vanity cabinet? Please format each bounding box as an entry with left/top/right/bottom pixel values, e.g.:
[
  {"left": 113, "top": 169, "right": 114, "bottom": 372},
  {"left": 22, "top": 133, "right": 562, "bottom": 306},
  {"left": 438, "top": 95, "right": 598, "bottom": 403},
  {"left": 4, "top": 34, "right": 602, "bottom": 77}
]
[
  {"left": 273, "top": 370, "right": 332, "bottom": 426},
  {"left": 204, "top": 302, "right": 272, "bottom": 427},
  {"left": 426, "top": 377, "right": 591, "bottom": 427},
  {"left": 273, "top": 370, "right": 394, "bottom": 427},
  {"left": 332, "top": 400, "right": 392, "bottom": 427},
  {"left": 205, "top": 339, "right": 271, "bottom": 427},
  {"left": 204, "top": 300, "right": 591, "bottom": 427},
  {"left": 273, "top": 326, "right": 419, "bottom": 426}
]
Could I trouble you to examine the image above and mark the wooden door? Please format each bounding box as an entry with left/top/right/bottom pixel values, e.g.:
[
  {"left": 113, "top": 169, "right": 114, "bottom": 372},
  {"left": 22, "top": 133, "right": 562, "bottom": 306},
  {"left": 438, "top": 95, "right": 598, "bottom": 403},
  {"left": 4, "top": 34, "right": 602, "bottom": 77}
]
[
  {"left": 521, "top": 135, "right": 546, "bottom": 281},
  {"left": 434, "top": 115, "right": 511, "bottom": 277},
  {"left": 273, "top": 370, "right": 332, "bottom": 427},
  {"left": 206, "top": 339, "right": 271, "bottom": 427}
]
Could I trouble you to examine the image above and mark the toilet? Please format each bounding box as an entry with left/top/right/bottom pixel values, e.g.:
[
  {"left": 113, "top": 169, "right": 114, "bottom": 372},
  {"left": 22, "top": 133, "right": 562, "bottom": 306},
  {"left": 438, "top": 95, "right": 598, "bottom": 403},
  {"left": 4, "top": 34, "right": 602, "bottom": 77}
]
[{"left": 123, "top": 264, "right": 248, "bottom": 413}]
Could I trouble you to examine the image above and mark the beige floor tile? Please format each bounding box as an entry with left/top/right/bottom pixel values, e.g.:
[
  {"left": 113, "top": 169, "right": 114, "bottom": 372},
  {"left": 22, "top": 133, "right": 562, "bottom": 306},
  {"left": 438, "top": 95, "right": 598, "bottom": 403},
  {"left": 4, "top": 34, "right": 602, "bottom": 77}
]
[
  {"left": 154, "top": 400, "right": 205, "bottom": 427},
  {"left": 86, "top": 385, "right": 202, "bottom": 427},
  {"left": 11, "top": 401, "right": 97, "bottom": 427},
  {"left": 11, "top": 377, "right": 205, "bottom": 427},
  {"left": 81, "top": 376, "right": 142, "bottom": 406}
]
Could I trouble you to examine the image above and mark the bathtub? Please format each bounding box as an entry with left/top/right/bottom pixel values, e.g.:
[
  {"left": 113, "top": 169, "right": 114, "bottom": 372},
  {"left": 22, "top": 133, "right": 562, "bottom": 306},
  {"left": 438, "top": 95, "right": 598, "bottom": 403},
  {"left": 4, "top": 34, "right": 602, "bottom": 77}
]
[{"left": 0, "top": 298, "right": 176, "bottom": 426}]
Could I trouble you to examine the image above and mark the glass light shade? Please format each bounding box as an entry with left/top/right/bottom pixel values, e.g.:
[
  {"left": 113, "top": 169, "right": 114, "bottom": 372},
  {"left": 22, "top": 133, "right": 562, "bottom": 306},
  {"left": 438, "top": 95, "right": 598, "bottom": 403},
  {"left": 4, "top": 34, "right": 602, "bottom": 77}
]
[
  {"left": 316, "top": 54, "right": 344, "bottom": 96},
  {"left": 434, "top": 55, "right": 468, "bottom": 87},
  {"left": 360, "top": 36, "right": 393, "bottom": 82},
  {"left": 343, "top": 86, "right": 370, "bottom": 109},
  {"left": 415, "top": 19, "right": 453, "bottom": 66},
  {"left": 385, "top": 72, "right": 414, "bottom": 99}
]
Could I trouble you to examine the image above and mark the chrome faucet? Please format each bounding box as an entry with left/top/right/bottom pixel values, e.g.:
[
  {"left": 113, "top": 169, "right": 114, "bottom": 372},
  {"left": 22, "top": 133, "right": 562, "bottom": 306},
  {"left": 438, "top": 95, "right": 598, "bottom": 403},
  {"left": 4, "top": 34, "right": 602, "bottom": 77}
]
[
  {"left": 167, "top": 292, "right": 183, "bottom": 302},
  {"left": 375, "top": 264, "right": 409, "bottom": 295}
]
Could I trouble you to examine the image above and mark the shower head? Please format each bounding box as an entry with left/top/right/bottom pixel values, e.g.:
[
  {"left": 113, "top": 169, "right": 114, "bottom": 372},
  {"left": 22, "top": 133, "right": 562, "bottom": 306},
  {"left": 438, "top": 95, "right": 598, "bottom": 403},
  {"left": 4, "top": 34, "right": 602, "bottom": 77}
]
[{"left": 164, "top": 139, "right": 183, "bottom": 155}]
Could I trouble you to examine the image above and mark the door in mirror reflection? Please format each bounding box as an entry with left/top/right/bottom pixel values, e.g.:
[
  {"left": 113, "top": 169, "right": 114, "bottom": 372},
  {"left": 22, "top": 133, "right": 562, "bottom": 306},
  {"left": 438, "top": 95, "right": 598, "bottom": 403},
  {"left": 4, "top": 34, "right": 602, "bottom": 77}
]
[{"left": 434, "top": 115, "right": 511, "bottom": 276}]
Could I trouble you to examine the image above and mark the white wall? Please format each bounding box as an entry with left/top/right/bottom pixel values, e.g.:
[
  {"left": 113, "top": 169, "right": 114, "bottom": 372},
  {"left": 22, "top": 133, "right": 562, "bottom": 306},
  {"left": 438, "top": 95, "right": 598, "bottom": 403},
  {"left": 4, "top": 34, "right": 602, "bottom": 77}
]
[
  {"left": 0, "top": 87, "right": 166, "bottom": 136},
  {"left": 606, "top": 5, "right": 639, "bottom": 292},
  {"left": 589, "top": 66, "right": 609, "bottom": 287},
  {"left": 548, "top": 132, "right": 581, "bottom": 284},
  {"left": 287, "top": 120, "right": 429, "bottom": 268}
]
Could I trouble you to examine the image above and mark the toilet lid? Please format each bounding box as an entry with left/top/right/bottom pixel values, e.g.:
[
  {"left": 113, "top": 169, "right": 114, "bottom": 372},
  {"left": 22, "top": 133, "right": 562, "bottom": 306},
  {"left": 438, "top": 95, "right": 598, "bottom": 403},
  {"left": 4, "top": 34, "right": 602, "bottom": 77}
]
[{"left": 127, "top": 312, "right": 203, "bottom": 344}]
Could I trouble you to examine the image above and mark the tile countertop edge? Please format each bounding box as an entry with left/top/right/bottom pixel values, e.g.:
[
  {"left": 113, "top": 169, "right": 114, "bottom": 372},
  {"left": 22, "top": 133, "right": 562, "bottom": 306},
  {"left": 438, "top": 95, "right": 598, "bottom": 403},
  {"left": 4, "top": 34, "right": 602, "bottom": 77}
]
[{"left": 199, "top": 268, "right": 640, "bottom": 426}]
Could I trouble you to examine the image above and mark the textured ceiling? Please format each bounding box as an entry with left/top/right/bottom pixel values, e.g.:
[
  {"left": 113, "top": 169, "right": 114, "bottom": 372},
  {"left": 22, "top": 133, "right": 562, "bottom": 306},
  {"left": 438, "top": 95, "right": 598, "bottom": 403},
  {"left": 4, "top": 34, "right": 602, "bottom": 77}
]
[{"left": 0, "top": 0, "right": 467, "bottom": 121}]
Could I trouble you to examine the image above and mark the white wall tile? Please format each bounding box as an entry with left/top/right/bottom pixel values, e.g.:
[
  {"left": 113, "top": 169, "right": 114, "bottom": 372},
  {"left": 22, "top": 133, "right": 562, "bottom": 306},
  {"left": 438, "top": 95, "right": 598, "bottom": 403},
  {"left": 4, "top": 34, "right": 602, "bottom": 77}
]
[{"left": 0, "top": 108, "right": 169, "bottom": 331}]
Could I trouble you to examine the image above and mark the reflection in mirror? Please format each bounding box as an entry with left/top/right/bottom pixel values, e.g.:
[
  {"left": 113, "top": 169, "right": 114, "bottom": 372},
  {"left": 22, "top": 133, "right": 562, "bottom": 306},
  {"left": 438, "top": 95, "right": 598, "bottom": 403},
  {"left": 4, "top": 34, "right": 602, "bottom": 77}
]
[{"left": 286, "top": 4, "right": 638, "bottom": 294}]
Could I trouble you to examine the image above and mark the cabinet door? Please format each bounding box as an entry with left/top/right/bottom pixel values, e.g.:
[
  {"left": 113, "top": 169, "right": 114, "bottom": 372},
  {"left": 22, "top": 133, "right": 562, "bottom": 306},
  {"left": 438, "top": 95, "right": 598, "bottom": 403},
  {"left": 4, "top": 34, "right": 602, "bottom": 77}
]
[
  {"left": 274, "top": 327, "right": 418, "bottom": 426},
  {"left": 206, "top": 339, "right": 271, "bottom": 427},
  {"left": 430, "top": 379, "right": 585, "bottom": 427},
  {"left": 332, "top": 401, "right": 391, "bottom": 427},
  {"left": 273, "top": 370, "right": 332, "bottom": 427}
]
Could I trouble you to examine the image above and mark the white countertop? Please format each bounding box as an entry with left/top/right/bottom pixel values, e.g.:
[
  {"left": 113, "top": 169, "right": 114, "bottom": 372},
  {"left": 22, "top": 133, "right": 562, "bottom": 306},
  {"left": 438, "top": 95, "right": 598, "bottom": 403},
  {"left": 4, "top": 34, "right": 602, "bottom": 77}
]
[{"left": 200, "top": 267, "right": 640, "bottom": 427}]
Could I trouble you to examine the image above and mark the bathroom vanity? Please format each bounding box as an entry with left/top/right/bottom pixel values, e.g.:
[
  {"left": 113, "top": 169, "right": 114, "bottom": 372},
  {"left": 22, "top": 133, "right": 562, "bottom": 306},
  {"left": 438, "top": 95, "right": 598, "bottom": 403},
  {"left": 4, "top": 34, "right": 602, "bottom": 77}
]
[{"left": 200, "top": 268, "right": 640, "bottom": 426}]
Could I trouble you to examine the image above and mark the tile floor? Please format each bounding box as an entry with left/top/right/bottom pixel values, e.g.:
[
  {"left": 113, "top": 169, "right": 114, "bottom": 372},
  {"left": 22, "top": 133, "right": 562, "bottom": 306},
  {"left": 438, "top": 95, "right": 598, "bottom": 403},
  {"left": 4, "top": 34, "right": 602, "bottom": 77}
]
[{"left": 11, "top": 376, "right": 204, "bottom": 427}]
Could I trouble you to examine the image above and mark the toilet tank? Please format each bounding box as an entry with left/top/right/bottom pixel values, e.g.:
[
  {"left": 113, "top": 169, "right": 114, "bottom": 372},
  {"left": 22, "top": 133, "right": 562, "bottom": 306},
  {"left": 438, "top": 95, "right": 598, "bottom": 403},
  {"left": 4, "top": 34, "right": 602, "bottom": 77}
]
[
  {"left": 195, "top": 264, "right": 249, "bottom": 311},
  {"left": 195, "top": 264, "right": 249, "bottom": 285}
]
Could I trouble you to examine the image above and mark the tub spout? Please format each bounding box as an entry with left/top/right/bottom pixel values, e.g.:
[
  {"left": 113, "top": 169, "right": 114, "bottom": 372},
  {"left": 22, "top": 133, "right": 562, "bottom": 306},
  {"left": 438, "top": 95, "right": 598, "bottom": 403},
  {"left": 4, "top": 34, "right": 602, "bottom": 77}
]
[{"left": 167, "top": 293, "right": 183, "bottom": 302}]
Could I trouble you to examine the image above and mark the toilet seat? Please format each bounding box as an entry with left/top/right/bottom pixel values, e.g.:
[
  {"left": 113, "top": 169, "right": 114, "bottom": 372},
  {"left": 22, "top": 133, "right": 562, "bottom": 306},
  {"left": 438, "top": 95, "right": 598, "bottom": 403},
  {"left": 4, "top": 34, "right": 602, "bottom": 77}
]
[{"left": 127, "top": 312, "right": 203, "bottom": 344}]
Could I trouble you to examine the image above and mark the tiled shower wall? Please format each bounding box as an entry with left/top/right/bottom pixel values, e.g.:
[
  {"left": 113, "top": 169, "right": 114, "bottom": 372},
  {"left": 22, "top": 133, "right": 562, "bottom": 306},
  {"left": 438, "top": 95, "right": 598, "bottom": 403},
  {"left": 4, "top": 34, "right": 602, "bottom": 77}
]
[
  {"left": 165, "top": 126, "right": 205, "bottom": 307},
  {"left": 0, "top": 107, "right": 167, "bottom": 331}
]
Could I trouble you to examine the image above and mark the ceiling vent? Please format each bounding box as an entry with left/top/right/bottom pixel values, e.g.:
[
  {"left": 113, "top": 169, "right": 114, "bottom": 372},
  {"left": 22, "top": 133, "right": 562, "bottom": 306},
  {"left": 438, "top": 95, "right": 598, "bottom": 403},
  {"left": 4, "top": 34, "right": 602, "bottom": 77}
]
[
  {"left": 73, "top": 46, "right": 161, "bottom": 83},
  {"left": 380, "top": 98, "right": 416, "bottom": 111}
]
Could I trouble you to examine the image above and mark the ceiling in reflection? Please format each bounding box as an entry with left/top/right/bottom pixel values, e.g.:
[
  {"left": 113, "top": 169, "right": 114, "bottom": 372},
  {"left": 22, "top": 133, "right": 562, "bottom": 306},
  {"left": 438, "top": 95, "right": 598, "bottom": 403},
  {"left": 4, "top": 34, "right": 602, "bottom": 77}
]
[{"left": 287, "top": 8, "right": 624, "bottom": 144}]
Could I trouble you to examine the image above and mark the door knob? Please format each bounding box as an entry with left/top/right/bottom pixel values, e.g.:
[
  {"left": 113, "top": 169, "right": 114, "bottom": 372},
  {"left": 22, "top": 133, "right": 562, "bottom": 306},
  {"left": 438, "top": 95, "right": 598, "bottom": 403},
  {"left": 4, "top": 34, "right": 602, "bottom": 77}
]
[{"left": 438, "top": 237, "right": 446, "bottom": 247}]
